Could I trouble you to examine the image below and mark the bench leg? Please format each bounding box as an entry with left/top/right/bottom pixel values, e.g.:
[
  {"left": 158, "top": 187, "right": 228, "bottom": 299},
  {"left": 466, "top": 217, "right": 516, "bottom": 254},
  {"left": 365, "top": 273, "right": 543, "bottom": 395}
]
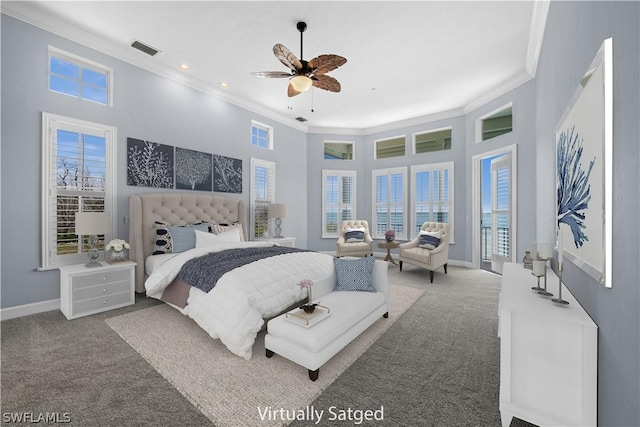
[
  {"left": 383, "top": 312, "right": 389, "bottom": 318},
  {"left": 429, "top": 270, "right": 434, "bottom": 283},
  {"left": 266, "top": 349, "right": 274, "bottom": 358},
  {"left": 399, "top": 260, "right": 403, "bottom": 271},
  {"left": 308, "top": 369, "right": 319, "bottom": 381}
]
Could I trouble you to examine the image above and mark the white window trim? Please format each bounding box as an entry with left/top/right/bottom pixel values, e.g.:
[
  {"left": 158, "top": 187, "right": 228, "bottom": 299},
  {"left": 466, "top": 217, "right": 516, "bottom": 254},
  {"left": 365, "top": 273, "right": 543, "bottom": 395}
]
[
  {"left": 323, "top": 140, "right": 356, "bottom": 161},
  {"left": 249, "top": 158, "right": 276, "bottom": 240},
  {"left": 251, "top": 120, "right": 274, "bottom": 150},
  {"left": 48, "top": 46, "right": 114, "bottom": 106},
  {"left": 372, "top": 167, "right": 408, "bottom": 240},
  {"left": 41, "top": 112, "right": 117, "bottom": 269},
  {"left": 321, "top": 169, "right": 357, "bottom": 238},
  {"left": 474, "top": 101, "right": 513, "bottom": 143},
  {"left": 412, "top": 126, "right": 452, "bottom": 155},
  {"left": 410, "top": 161, "right": 455, "bottom": 243},
  {"left": 373, "top": 134, "right": 406, "bottom": 159}
]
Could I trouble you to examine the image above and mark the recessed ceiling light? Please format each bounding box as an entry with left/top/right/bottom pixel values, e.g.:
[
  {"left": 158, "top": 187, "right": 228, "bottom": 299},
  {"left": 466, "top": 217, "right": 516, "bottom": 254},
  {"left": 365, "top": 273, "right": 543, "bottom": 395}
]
[
  {"left": 179, "top": 64, "right": 190, "bottom": 71},
  {"left": 219, "top": 82, "right": 229, "bottom": 89}
]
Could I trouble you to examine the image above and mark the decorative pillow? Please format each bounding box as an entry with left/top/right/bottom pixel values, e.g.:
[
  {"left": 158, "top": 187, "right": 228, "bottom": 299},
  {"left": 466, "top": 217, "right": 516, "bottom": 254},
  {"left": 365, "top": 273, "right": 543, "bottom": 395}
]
[
  {"left": 209, "top": 222, "right": 245, "bottom": 242},
  {"left": 152, "top": 221, "right": 209, "bottom": 255},
  {"left": 418, "top": 230, "right": 442, "bottom": 250},
  {"left": 344, "top": 227, "right": 366, "bottom": 243},
  {"left": 195, "top": 228, "right": 241, "bottom": 247},
  {"left": 333, "top": 256, "right": 376, "bottom": 292}
]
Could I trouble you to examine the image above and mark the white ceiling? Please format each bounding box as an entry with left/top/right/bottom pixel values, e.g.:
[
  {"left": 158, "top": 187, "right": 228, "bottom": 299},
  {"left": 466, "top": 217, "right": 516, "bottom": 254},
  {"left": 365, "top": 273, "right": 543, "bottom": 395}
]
[{"left": 2, "top": 1, "right": 548, "bottom": 133}]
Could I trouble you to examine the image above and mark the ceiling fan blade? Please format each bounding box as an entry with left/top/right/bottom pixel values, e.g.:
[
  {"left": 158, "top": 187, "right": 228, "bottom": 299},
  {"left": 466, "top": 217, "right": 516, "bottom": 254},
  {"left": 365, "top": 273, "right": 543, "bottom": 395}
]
[
  {"left": 287, "top": 83, "right": 302, "bottom": 97},
  {"left": 311, "top": 74, "right": 341, "bottom": 93},
  {"left": 250, "top": 71, "right": 292, "bottom": 78},
  {"left": 308, "top": 54, "right": 347, "bottom": 75},
  {"left": 273, "top": 44, "right": 302, "bottom": 71}
]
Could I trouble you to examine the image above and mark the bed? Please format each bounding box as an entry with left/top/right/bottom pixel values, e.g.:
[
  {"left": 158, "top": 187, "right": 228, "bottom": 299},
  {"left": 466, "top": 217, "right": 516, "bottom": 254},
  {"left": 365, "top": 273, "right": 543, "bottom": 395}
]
[{"left": 129, "top": 193, "right": 334, "bottom": 359}]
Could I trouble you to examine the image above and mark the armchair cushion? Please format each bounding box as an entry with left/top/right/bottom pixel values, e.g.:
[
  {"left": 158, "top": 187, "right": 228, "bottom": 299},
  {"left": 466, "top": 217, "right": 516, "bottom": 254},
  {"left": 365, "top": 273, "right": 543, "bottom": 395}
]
[
  {"left": 418, "top": 231, "right": 442, "bottom": 250},
  {"left": 333, "top": 256, "right": 376, "bottom": 292}
]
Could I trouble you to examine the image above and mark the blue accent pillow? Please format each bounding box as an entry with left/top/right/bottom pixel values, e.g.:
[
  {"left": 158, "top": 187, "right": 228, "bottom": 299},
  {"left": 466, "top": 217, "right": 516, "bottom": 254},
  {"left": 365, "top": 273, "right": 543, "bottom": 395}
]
[
  {"left": 345, "top": 230, "right": 365, "bottom": 242},
  {"left": 152, "top": 221, "right": 210, "bottom": 254},
  {"left": 333, "top": 256, "right": 376, "bottom": 292},
  {"left": 418, "top": 231, "right": 442, "bottom": 250}
]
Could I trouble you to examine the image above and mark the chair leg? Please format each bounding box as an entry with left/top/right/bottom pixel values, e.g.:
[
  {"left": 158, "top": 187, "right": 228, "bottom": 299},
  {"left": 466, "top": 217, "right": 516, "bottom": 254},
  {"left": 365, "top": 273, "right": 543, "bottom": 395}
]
[
  {"left": 399, "top": 261, "right": 403, "bottom": 271},
  {"left": 444, "top": 263, "right": 448, "bottom": 274},
  {"left": 429, "top": 270, "right": 434, "bottom": 283}
]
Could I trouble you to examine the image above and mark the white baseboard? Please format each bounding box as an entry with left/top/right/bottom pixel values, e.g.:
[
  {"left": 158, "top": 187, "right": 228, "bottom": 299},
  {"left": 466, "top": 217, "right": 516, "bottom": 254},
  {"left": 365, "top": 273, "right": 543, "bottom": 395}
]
[{"left": 1, "top": 298, "right": 60, "bottom": 321}]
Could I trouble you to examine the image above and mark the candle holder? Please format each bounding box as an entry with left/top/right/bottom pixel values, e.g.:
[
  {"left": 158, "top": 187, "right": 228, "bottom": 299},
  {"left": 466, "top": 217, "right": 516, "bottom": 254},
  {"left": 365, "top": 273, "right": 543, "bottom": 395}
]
[
  {"left": 552, "top": 262, "right": 570, "bottom": 305},
  {"left": 537, "top": 257, "right": 553, "bottom": 297},
  {"left": 531, "top": 259, "right": 546, "bottom": 291}
]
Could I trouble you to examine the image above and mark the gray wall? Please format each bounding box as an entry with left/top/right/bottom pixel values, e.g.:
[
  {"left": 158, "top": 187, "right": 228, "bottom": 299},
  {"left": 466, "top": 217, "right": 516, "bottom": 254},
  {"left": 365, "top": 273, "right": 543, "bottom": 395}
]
[
  {"left": 535, "top": 2, "right": 639, "bottom": 426},
  {"left": 0, "top": 15, "right": 308, "bottom": 308}
]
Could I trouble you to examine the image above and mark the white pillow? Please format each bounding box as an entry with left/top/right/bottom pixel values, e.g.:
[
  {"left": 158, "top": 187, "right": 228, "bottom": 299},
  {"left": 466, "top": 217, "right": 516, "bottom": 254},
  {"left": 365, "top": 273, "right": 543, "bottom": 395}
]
[{"left": 195, "top": 228, "right": 241, "bottom": 247}]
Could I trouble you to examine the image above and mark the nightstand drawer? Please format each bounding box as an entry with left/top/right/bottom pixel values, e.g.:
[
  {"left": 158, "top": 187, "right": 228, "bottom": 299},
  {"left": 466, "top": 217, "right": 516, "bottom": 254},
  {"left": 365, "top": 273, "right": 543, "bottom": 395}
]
[
  {"left": 72, "top": 292, "right": 133, "bottom": 317},
  {"left": 71, "top": 269, "right": 131, "bottom": 290},
  {"left": 73, "top": 280, "right": 131, "bottom": 301}
]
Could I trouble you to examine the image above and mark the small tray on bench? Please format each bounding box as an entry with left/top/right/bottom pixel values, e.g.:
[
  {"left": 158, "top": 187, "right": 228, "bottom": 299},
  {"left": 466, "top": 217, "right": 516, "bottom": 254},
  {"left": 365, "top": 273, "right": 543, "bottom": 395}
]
[{"left": 284, "top": 305, "right": 331, "bottom": 328}]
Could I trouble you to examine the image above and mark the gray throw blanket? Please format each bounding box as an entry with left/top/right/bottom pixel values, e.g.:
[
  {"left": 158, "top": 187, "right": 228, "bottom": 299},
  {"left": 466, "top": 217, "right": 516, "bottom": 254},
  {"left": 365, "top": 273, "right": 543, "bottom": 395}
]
[{"left": 177, "top": 245, "right": 312, "bottom": 293}]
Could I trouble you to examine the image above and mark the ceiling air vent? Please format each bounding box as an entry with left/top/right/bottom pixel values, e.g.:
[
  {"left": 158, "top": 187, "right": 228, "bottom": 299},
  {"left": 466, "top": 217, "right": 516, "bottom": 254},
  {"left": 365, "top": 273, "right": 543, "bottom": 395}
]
[
  {"left": 131, "top": 40, "right": 160, "bottom": 56},
  {"left": 295, "top": 116, "right": 308, "bottom": 122}
]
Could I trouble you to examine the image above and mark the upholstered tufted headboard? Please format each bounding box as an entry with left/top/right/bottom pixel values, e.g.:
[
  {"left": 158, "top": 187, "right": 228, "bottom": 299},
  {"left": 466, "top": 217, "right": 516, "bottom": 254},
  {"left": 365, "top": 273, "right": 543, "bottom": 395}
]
[{"left": 129, "top": 193, "right": 247, "bottom": 293}]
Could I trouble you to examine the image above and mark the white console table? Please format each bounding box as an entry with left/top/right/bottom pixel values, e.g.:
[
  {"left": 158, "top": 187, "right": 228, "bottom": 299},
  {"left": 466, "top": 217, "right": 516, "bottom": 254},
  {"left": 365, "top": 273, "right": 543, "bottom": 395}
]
[{"left": 499, "top": 263, "right": 597, "bottom": 427}]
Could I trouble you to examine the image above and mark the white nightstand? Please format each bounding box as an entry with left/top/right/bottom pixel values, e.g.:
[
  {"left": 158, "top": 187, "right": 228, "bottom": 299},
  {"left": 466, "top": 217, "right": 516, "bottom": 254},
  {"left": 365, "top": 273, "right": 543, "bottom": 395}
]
[
  {"left": 59, "top": 261, "right": 136, "bottom": 320},
  {"left": 254, "top": 236, "right": 296, "bottom": 248}
]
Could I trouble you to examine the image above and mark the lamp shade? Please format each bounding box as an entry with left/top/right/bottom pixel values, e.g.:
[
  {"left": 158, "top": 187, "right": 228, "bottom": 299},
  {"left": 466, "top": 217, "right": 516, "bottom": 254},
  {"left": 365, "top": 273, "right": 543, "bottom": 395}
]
[
  {"left": 75, "top": 212, "right": 110, "bottom": 235},
  {"left": 268, "top": 203, "right": 288, "bottom": 219},
  {"left": 290, "top": 75, "right": 312, "bottom": 92}
]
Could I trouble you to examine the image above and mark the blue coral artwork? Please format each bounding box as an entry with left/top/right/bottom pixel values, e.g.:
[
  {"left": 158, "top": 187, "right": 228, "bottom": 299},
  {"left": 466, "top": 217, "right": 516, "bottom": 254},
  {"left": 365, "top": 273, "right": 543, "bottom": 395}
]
[
  {"left": 555, "top": 38, "right": 612, "bottom": 287},
  {"left": 556, "top": 126, "right": 595, "bottom": 248}
]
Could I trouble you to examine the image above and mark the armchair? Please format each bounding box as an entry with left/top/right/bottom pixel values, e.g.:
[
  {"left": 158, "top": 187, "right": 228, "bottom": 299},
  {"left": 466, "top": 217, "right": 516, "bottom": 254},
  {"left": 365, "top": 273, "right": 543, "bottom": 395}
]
[
  {"left": 399, "top": 222, "right": 450, "bottom": 283},
  {"left": 336, "top": 220, "right": 374, "bottom": 257}
]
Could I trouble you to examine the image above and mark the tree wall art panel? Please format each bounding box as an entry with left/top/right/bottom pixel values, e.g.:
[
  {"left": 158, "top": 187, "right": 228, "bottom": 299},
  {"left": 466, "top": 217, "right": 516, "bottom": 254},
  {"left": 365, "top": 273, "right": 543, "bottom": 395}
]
[
  {"left": 213, "top": 154, "right": 242, "bottom": 194},
  {"left": 175, "top": 147, "right": 212, "bottom": 191},
  {"left": 127, "top": 138, "right": 174, "bottom": 188},
  {"left": 556, "top": 38, "right": 612, "bottom": 287}
]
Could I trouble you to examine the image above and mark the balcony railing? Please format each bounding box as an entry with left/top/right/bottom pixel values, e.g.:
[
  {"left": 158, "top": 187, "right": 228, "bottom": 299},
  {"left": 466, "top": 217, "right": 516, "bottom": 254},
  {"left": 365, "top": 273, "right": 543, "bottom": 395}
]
[{"left": 481, "top": 226, "right": 509, "bottom": 261}]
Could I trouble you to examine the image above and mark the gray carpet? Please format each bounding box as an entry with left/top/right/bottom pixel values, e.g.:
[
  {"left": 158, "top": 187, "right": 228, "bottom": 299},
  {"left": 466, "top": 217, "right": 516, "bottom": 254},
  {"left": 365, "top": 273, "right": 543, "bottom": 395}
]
[{"left": 1, "top": 264, "right": 536, "bottom": 427}]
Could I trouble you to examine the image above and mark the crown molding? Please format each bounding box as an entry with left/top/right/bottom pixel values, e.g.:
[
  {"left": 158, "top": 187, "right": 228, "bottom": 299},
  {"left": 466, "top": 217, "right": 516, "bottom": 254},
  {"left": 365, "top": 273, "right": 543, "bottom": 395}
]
[
  {"left": 463, "top": 70, "right": 533, "bottom": 114},
  {"left": 526, "top": 0, "right": 550, "bottom": 76}
]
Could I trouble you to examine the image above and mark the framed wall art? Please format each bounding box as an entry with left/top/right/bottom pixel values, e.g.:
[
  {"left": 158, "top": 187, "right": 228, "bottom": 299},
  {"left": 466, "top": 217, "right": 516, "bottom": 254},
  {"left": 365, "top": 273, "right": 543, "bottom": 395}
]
[
  {"left": 213, "top": 154, "right": 243, "bottom": 194},
  {"left": 127, "top": 137, "right": 174, "bottom": 188},
  {"left": 175, "top": 147, "right": 213, "bottom": 191},
  {"left": 556, "top": 38, "right": 613, "bottom": 287}
]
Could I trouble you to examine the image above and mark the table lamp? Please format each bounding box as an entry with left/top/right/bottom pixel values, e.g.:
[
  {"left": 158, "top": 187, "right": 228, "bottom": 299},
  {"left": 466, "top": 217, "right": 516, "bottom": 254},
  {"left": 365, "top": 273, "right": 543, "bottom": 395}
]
[
  {"left": 268, "top": 203, "right": 288, "bottom": 238},
  {"left": 75, "top": 211, "right": 110, "bottom": 268}
]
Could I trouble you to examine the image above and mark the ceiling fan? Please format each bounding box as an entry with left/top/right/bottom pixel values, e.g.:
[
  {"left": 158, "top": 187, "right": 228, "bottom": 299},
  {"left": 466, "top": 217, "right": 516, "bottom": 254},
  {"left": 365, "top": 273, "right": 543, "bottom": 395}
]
[{"left": 251, "top": 21, "right": 347, "bottom": 97}]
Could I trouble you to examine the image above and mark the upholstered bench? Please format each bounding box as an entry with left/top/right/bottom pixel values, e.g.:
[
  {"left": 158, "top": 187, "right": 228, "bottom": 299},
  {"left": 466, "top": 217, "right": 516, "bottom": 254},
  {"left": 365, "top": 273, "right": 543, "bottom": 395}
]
[{"left": 265, "top": 258, "right": 389, "bottom": 381}]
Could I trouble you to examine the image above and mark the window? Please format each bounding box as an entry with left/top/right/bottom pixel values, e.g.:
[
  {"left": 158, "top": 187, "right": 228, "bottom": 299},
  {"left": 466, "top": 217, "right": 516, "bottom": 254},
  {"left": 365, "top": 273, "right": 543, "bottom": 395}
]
[
  {"left": 48, "top": 47, "right": 112, "bottom": 106},
  {"left": 411, "top": 162, "right": 454, "bottom": 240},
  {"left": 41, "top": 113, "right": 116, "bottom": 268},
  {"left": 322, "top": 170, "right": 356, "bottom": 237},
  {"left": 476, "top": 103, "right": 513, "bottom": 142},
  {"left": 250, "top": 158, "right": 276, "bottom": 239},
  {"left": 375, "top": 136, "right": 405, "bottom": 159},
  {"left": 414, "top": 128, "right": 452, "bottom": 154},
  {"left": 251, "top": 121, "right": 273, "bottom": 149},
  {"left": 372, "top": 167, "right": 407, "bottom": 240},
  {"left": 324, "top": 141, "right": 354, "bottom": 160}
]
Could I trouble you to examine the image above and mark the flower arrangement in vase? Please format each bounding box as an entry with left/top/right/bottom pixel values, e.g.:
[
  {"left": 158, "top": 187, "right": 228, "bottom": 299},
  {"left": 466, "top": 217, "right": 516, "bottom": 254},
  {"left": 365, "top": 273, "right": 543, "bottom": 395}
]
[
  {"left": 105, "top": 239, "right": 130, "bottom": 263},
  {"left": 384, "top": 229, "right": 396, "bottom": 242},
  {"left": 298, "top": 279, "right": 318, "bottom": 313}
]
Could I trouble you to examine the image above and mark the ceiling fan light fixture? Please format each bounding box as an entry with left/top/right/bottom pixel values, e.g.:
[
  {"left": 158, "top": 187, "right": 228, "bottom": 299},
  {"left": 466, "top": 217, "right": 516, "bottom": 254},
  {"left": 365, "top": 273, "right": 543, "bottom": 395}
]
[{"left": 290, "top": 75, "right": 313, "bottom": 92}]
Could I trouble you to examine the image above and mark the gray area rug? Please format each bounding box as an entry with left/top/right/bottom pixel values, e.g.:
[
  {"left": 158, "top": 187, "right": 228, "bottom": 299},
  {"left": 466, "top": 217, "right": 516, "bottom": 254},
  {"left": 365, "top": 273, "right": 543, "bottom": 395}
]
[{"left": 105, "top": 284, "right": 425, "bottom": 427}]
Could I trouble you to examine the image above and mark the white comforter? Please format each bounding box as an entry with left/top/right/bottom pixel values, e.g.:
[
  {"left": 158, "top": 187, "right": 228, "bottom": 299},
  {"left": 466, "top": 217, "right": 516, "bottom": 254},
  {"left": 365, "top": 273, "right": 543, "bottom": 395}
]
[{"left": 144, "top": 241, "right": 335, "bottom": 359}]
